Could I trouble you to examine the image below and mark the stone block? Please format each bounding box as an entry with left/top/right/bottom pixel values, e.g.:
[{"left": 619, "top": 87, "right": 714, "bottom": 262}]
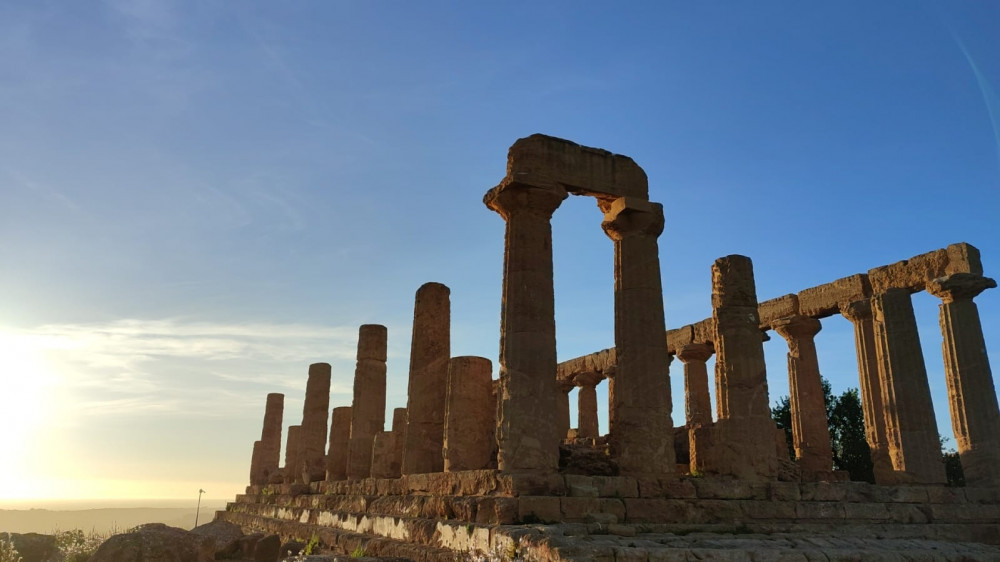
[
  {"left": 946, "top": 242, "right": 983, "bottom": 275},
  {"left": 758, "top": 294, "right": 799, "bottom": 328},
  {"left": 453, "top": 469, "right": 500, "bottom": 496},
  {"left": 474, "top": 497, "right": 518, "bottom": 525},
  {"left": 740, "top": 500, "right": 796, "bottom": 519},
  {"left": 518, "top": 496, "right": 561, "bottom": 524},
  {"left": 799, "top": 482, "right": 848, "bottom": 502},
  {"left": 885, "top": 486, "right": 929, "bottom": 504},
  {"left": 666, "top": 326, "right": 694, "bottom": 354},
  {"left": 692, "top": 318, "right": 715, "bottom": 344},
  {"left": 794, "top": 502, "right": 846, "bottom": 520},
  {"left": 768, "top": 482, "right": 801, "bottom": 502},
  {"left": 692, "top": 478, "right": 762, "bottom": 500},
  {"left": 843, "top": 502, "right": 890, "bottom": 521},
  {"left": 502, "top": 134, "right": 649, "bottom": 200},
  {"left": 869, "top": 249, "right": 950, "bottom": 293},
  {"left": 499, "top": 472, "right": 566, "bottom": 496},
  {"left": 794, "top": 275, "right": 872, "bottom": 318},
  {"left": 592, "top": 476, "right": 639, "bottom": 498},
  {"left": 561, "top": 497, "right": 602, "bottom": 522},
  {"left": 885, "top": 503, "right": 930, "bottom": 523}
]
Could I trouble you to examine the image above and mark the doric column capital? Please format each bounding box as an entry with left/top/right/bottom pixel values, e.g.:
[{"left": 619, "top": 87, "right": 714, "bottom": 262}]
[
  {"left": 484, "top": 182, "right": 568, "bottom": 220},
  {"left": 601, "top": 197, "right": 664, "bottom": 241},
  {"left": 926, "top": 273, "right": 997, "bottom": 304},
  {"left": 676, "top": 342, "right": 714, "bottom": 364},
  {"left": 840, "top": 299, "right": 873, "bottom": 324},
  {"left": 556, "top": 378, "right": 576, "bottom": 394},
  {"left": 772, "top": 315, "right": 822, "bottom": 341},
  {"left": 573, "top": 371, "right": 604, "bottom": 388}
]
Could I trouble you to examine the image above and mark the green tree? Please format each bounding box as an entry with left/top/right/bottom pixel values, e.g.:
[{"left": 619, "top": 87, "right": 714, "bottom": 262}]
[{"left": 771, "top": 377, "right": 875, "bottom": 482}]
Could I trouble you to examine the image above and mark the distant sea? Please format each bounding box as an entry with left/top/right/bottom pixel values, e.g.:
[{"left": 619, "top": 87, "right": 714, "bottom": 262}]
[{"left": 0, "top": 499, "right": 229, "bottom": 534}]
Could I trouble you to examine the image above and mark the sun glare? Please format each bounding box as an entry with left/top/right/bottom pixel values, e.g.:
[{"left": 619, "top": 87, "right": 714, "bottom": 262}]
[{"left": 0, "top": 331, "right": 57, "bottom": 496}]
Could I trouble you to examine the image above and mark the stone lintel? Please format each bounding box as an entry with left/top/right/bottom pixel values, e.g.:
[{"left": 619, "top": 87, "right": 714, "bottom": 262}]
[
  {"left": 496, "top": 134, "right": 648, "bottom": 202},
  {"left": 556, "top": 347, "right": 617, "bottom": 384},
  {"left": 868, "top": 243, "right": 981, "bottom": 294},
  {"left": 798, "top": 274, "right": 872, "bottom": 318},
  {"left": 758, "top": 294, "right": 800, "bottom": 329},
  {"left": 692, "top": 318, "right": 715, "bottom": 345},
  {"left": 666, "top": 326, "right": 694, "bottom": 355}
]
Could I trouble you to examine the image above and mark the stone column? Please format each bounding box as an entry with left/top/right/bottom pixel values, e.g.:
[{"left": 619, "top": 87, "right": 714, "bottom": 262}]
[
  {"left": 872, "top": 289, "right": 945, "bottom": 483},
  {"left": 601, "top": 197, "right": 674, "bottom": 475},
  {"left": 371, "top": 431, "right": 400, "bottom": 479},
  {"left": 691, "top": 255, "right": 777, "bottom": 480},
  {"left": 298, "top": 363, "right": 331, "bottom": 483},
  {"left": 283, "top": 425, "right": 302, "bottom": 483},
  {"left": 773, "top": 315, "right": 834, "bottom": 477},
  {"left": 927, "top": 273, "right": 1000, "bottom": 486},
  {"left": 484, "top": 182, "right": 567, "bottom": 472},
  {"left": 251, "top": 393, "right": 284, "bottom": 485},
  {"left": 392, "top": 408, "right": 407, "bottom": 435},
  {"left": 676, "top": 343, "right": 713, "bottom": 427},
  {"left": 402, "top": 282, "right": 451, "bottom": 475},
  {"left": 841, "top": 300, "right": 894, "bottom": 483},
  {"left": 249, "top": 440, "right": 262, "bottom": 485},
  {"left": 556, "top": 379, "right": 574, "bottom": 441},
  {"left": 574, "top": 372, "right": 603, "bottom": 439},
  {"left": 347, "top": 324, "right": 388, "bottom": 480},
  {"left": 444, "top": 356, "right": 495, "bottom": 471},
  {"left": 326, "top": 406, "right": 352, "bottom": 481}
]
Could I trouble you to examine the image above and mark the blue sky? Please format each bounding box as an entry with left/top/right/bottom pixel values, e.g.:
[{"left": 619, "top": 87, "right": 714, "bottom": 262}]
[{"left": 1, "top": 1, "right": 998, "bottom": 503}]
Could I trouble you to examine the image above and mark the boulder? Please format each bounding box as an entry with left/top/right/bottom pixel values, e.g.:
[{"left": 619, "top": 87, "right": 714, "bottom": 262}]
[
  {"left": 8, "top": 533, "right": 59, "bottom": 562},
  {"left": 87, "top": 523, "right": 213, "bottom": 562},
  {"left": 253, "top": 534, "right": 281, "bottom": 562},
  {"left": 190, "top": 520, "right": 243, "bottom": 555}
]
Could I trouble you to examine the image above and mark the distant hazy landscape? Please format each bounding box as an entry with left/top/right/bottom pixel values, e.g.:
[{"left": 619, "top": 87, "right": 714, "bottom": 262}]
[{"left": 0, "top": 500, "right": 228, "bottom": 534}]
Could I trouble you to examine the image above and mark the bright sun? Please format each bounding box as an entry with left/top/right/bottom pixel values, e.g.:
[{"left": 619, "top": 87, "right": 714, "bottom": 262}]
[{"left": 0, "top": 330, "right": 56, "bottom": 497}]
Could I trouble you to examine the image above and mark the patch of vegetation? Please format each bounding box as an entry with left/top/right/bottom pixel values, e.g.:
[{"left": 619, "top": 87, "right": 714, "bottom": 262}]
[
  {"left": 351, "top": 545, "right": 367, "bottom": 558},
  {"left": 303, "top": 533, "right": 320, "bottom": 555},
  {"left": 0, "top": 533, "right": 21, "bottom": 562}
]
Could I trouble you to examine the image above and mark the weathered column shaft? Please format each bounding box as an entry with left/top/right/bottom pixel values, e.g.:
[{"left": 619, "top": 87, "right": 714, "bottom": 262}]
[
  {"left": 574, "top": 372, "right": 603, "bottom": 439},
  {"left": 842, "top": 300, "right": 894, "bottom": 483},
  {"left": 326, "top": 406, "right": 352, "bottom": 481},
  {"left": 444, "top": 356, "right": 495, "bottom": 471},
  {"left": 676, "top": 343, "right": 714, "bottom": 427},
  {"left": 371, "top": 431, "right": 400, "bottom": 479},
  {"left": 251, "top": 393, "right": 284, "bottom": 485},
  {"left": 299, "top": 363, "right": 331, "bottom": 483},
  {"left": 402, "top": 282, "right": 451, "bottom": 475},
  {"left": 485, "top": 183, "right": 567, "bottom": 472},
  {"left": 773, "top": 316, "right": 834, "bottom": 476},
  {"left": 249, "top": 440, "right": 262, "bottom": 485},
  {"left": 347, "top": 324, "right": 388, "bottom": 480},
  {"left": 928, "top": 273, "right": 1000, "bottom": 486},
  {"left": 872, "top": 289, "right": 945, "bottom": 483},
  {"left": 284, "top": 425, "right": 302, "bottom": 478},
  {"left": 556, "top": 381, "right": 573, "bottom": 441},
  {"left": 602, "top": 197, "right": 674, "bottom": 475},
  {"left": 690, "top": 255, "right": 777, "bottom": 480}
]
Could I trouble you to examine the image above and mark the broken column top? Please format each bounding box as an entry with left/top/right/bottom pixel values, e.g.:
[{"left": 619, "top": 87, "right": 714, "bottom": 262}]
[
  {"left": 492, "top": 134, "right": 648, "bottom": 201},
  {"left": 357, "top": 324, "right": 388, "bottom": 361},
  {"left": 266, "top": 393, "right": 284, "bottom": 405},
  {"left": 712, "top": 255, "right": 758, "bottom": 308}
]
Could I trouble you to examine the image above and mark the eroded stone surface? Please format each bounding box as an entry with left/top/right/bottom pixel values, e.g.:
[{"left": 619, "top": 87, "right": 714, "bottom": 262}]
[
  {"left": 402, "top": 282, "right": 451, "bottom": 476},
  {"left": 326, "top": 407, "right": 352, "bottom": 482},
  {"left": 443, "top": 356, "right": 495, "bottom": 472},
  {"left": 299, "top": 363, "right": 331, "bottom": 483},
  {"left": 347, "top": 324, "right": 388, "bottom": 480}
]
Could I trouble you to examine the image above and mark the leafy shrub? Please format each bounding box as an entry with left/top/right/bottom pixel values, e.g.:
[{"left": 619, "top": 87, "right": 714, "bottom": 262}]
[{"left": 0, "top": 534, "right": 21, "bottom": 562}]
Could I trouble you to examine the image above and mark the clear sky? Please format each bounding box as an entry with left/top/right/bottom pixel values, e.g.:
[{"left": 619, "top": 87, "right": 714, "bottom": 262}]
[{"left": 1, "top": 1, "right": 999, "bottom": 505}]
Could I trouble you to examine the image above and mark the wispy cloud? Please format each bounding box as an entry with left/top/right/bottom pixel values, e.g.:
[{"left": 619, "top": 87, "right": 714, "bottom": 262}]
[{"left": 1, "top": 318, "right": 370, "bottom": 419}]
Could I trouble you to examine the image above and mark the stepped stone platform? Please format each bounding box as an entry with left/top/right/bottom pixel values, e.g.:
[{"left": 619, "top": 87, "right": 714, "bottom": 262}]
[
  {"left": 217, "top": 470, "right": 1000, "bottom": 560},
  {"left": 220, "top": 136, "right": 1000, "bottom": 560}
]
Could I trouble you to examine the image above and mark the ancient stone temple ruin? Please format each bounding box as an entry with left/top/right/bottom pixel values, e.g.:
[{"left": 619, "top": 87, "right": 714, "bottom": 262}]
[{"left": 218, "top": 135, "right": 1000, "bottom": 560}]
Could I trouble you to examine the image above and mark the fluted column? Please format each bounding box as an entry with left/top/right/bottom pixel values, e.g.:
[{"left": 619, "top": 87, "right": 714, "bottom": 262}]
[
  {"left": 927, "top": 273, "right": 1000, "bottom": 486},
  {"left": 402, "top": 282, "right": 451, "bottom": 475},
  {"left": 283, "top": 425, "right": 301, "bottom": 483},
  {"left": 602, "top": 197, "right": 674, "bottom": 475},
  {"left": 299, "top": 363, "right": 331, "bottom": 483},
  {"left": 556, "top": 379, "right": 574, "bottom": 441},
  {"left": 773, "top": 315, "right": 834, "bottom": 477},
  {"left": 872, "top": 289, "right": 945, "bottom": 483},
  {"left": 676, "top": 343, "right": 714, "bottom": 427},
  {"left": 444, "top": 356, "right": 495, "bottom": 471},
  {"left": 326, "top": 406, "right": 352, "bottom": 481},
  {"left": 841, "top": 300, "right": 894, "bottom": 483},
  {"left": 347, "top": 324, "right": 388, "bottom": 480},
  {"left": 251, "top": 393, "right": 284, "bottom": 485},
  {"left": 484, "top": 182, "right": 567, "bottom": 472},
  {"left": 574, "top": 372, "right": 603, "bottom": 439}
]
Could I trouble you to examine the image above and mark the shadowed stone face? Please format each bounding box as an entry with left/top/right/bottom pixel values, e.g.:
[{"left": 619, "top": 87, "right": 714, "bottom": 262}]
[
  {"left": 402, "top": 282, "right": 451, "bottom": 476},
  {"left": 326, "top": 406, "right": 352, "bottom": 482},
  {"left": 443, "top": 356, "right": 495, "bottom": 472},
  {"left": 347, "top": 324, "right": 387, "bottom": 480},
  {"left": 299, "top": 363, "right": 331, "bottom": 483},
  {"left": 250, "top": 393, "right": 284, "bottom": 485}
]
